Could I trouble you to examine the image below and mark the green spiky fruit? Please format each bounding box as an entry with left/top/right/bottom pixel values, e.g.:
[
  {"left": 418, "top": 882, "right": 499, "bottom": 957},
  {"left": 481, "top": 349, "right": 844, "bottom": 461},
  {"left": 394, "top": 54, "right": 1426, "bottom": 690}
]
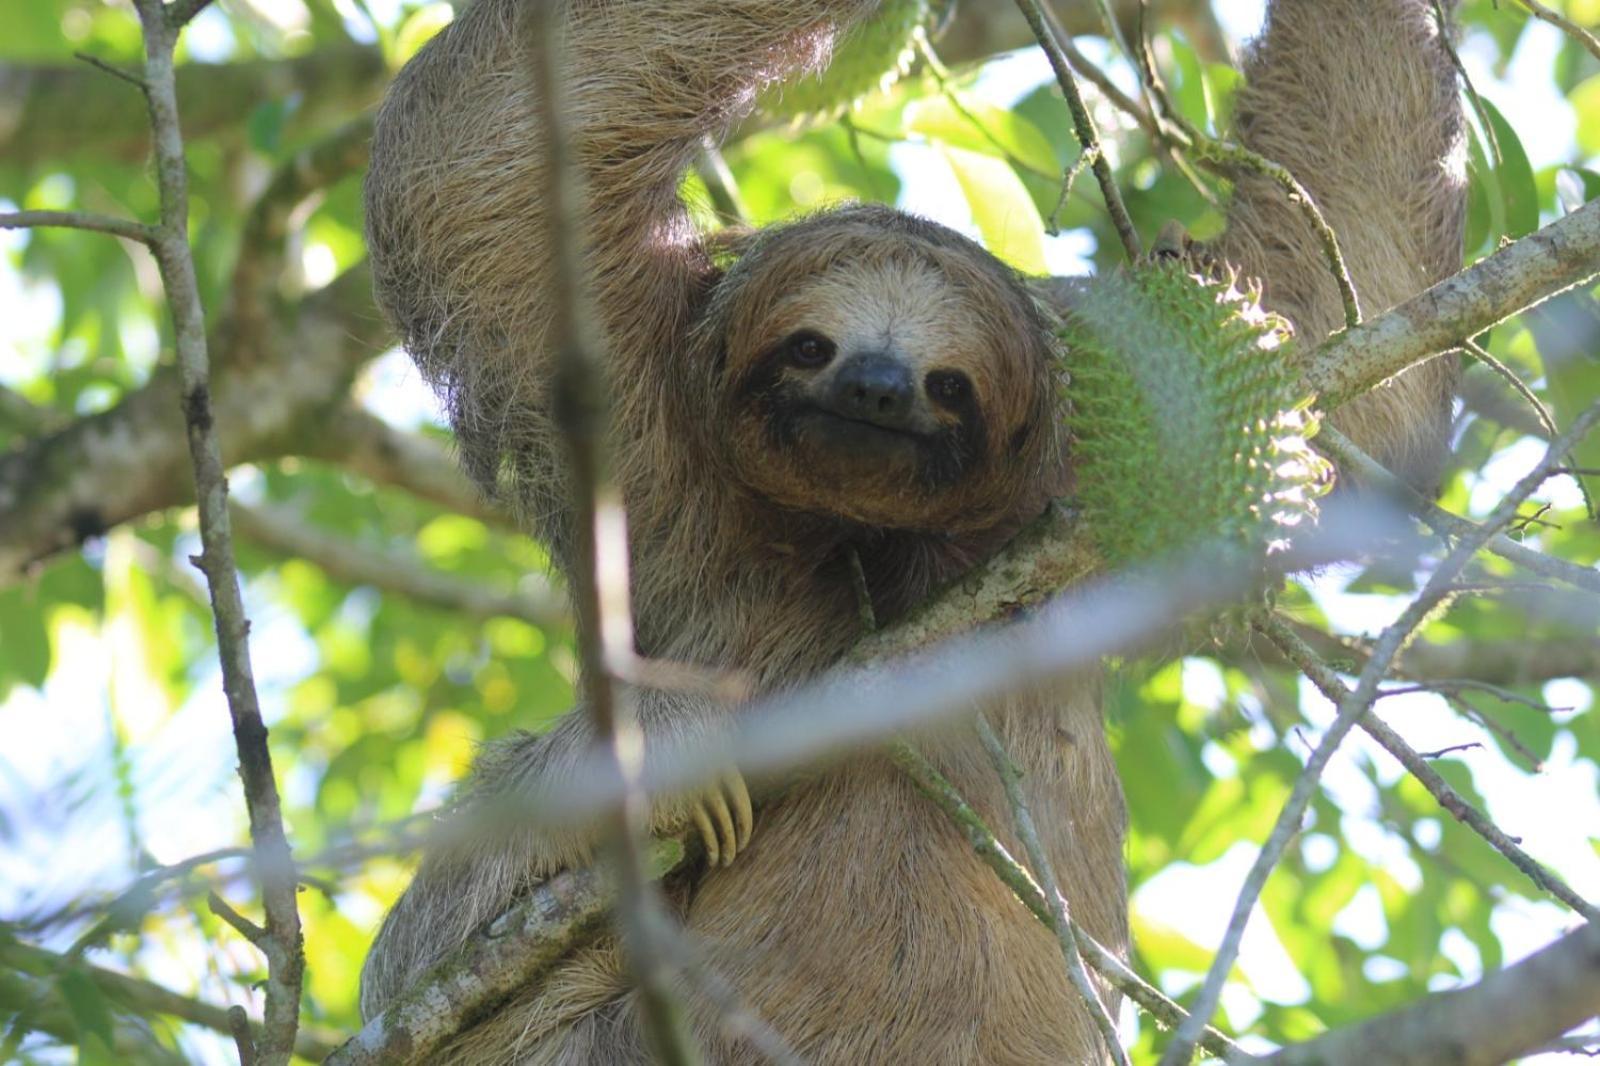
[
  {"left": 1062, "top": 261, "right": 1330, "bottom": 570},
  {"left": 759, "top": 0, "right": 934, "bottom": 120}
]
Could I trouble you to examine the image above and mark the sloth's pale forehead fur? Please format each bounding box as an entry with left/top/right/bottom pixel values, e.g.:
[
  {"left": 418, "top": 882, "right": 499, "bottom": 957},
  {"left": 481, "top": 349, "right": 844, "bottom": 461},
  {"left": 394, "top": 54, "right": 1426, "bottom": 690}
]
[{"left": 707, "top": 204, "right": 1061, "bottom": 452}]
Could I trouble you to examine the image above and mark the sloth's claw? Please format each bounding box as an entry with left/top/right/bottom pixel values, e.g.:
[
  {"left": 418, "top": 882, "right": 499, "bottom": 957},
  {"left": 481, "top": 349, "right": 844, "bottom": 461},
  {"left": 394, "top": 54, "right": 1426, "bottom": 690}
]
[
  {"left": 689, "top": 770, "right": 753, "bottom": 867},
  {"left": 727, "top": 771, "right": 753, "bottom": 849}
]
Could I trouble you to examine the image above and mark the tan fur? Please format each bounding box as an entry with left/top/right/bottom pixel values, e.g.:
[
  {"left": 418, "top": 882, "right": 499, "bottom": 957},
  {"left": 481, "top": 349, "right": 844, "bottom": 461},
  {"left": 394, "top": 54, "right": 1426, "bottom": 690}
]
[
  {"left": 358, "top": 0, "right": 1464, "bottom": 1061},
  {"left": 1212, "top": 0, "right": 1467, "bottom": 489}
]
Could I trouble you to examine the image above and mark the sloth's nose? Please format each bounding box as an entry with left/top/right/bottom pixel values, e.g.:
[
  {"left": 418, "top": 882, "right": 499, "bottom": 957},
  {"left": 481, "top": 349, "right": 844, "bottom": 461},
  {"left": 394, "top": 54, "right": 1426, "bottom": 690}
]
[{"left": 826, "top": 353, "right": 918, "bottom": 432}]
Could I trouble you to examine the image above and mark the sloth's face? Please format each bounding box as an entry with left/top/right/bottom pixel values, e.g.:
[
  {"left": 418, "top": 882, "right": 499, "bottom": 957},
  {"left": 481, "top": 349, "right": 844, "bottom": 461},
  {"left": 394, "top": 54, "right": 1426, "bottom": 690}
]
[{"left": 713, "top": 210, "right": 1061, "bottom": 533}]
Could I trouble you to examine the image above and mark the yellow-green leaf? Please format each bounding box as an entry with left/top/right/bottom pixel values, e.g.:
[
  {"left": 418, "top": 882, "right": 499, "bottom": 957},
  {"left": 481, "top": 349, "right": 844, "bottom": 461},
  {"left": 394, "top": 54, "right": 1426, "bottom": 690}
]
[{"left": 939, "top": 145, "right": 1048, "bottom": 274}]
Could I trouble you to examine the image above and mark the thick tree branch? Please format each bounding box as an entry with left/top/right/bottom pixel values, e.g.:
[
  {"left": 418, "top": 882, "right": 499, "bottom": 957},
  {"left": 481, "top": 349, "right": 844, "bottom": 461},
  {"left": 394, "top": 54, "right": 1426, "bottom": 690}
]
[
  {"left": 0, "top": 45, "right": 385, "bottom": 165},
  {"left": 1308, "top": 198, "right": 1600, "bottom": 408},
  {"left": 325, "top": 838, "right": 686, "bottom": 1066},
  {"left": 1249, "top": 921, "right": 1600, "bottom": 1066},
  {"left": 231, "top": 501, "right": 565, "bottom": 627},
  {"left": 0, "top": 266, "right": 382, "bottom": 586}
]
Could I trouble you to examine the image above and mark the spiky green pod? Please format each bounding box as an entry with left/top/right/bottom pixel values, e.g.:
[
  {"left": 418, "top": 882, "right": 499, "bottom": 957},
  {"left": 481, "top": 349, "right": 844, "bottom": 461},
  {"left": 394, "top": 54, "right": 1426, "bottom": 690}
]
[
  {"left": 759, "top": 0, "right": 934, "bottom": 121},
  {"left": 1062, "top": 261, "right": 1329, "bottom": 571}
]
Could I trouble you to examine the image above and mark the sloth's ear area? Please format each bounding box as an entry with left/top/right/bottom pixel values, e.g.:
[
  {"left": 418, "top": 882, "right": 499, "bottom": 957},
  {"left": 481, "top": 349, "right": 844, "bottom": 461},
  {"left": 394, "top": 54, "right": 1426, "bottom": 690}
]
[{"left": 705, "top": 225, "right": 762, "bottom": 266}]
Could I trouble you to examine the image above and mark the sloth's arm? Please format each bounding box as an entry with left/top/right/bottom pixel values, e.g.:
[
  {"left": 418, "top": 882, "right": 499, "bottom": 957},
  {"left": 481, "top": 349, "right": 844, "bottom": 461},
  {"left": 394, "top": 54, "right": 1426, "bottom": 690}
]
[
  {"left": 364, "top": 0, "right": 876, "bottom": 547},
  {"left": 358, "top": 687, "right": 747, "bottom": 1019},
  {"left": 1211, "top": 0, "right": 1467, "bottom": 488}
]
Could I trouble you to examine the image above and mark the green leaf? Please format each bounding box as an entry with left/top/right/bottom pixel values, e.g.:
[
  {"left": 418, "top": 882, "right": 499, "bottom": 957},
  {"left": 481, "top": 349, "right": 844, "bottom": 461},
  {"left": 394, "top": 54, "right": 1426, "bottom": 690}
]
[
  {"left": 1571, "top": 72, "right": 1600, "bottom": 156},
  {"left": 905, "top": 97, "right": 1060, "bottom": 178},
  {"left": 1204, "top": 62, "right": 1243, "bottom": 134},
  {"left": 1480, "top": 98, "right": 1539, "bottom": 239},
  {"left": 0, "top": 590, "right": 52, "bottom": 693},
  {"left": 55, "top": 967, "right": 115, "bottom": 1052},
  {"left": 938, "top": 145, "right": 1048, "bottom": 274},
  {"left": 392, "top": 2, "right": 454, "bottom": 66},
  {"left": 1166, "top": 33, "right": 1210, "bottom": 133}
]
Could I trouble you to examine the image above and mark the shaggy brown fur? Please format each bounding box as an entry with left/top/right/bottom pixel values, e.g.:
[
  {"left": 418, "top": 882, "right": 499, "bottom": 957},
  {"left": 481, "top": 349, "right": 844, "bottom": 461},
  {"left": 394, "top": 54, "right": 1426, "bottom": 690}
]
[{"left": 358, "top": 0, "right": 1464, "bottom": 1062}]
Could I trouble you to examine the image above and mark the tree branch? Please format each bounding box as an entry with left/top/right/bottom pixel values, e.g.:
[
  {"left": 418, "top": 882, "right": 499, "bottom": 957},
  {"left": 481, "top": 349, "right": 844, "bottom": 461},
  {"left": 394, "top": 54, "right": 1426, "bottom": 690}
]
[
  {"left": 230, "top": 501, "right": 566, "bottom": 627},
  {"left": 1014, "top": 0, "right": 1143, "bottom": 260},
  {"left": 1257, "top": 614, "right": 1600, "bottom": 923},
  {"left": 129, "top": 3, "right": 301, "bottom": 1059},
  {"left": 228, "top": 117, "right": 375, "bottom": 351},
  {"left": 324, "top": 838, "right": 687, "bottom": 1066},
  {"left": 1318, "top": 425, "right": 1600, "bottom": 596},
  {"left": 1163, "top": 401, "right": 1600, "bottom": 1065},
  {"left": 1308, "top": 198, "right": 1600, "bottom": 408},
  {"left": 524, "top": 1, "right": 699, "bottom": 1059},
  {"left": 972, "top": 716, "right": 1128, "bottom": 1066},
  {"left": 1251, "top": 921, "right": 1600, "bottom": 1066},
  {"left": 0, "top": 209, "right": 157, "bottom": 245},
  {"left": 0, "top": 939, "right": 340, "bottom": 1062},
  {"left": 0, "top": 45, "right": 385, "bottom": 164},
  {"left": 0, "top": 266, "right": 382, "bottom": 586}
]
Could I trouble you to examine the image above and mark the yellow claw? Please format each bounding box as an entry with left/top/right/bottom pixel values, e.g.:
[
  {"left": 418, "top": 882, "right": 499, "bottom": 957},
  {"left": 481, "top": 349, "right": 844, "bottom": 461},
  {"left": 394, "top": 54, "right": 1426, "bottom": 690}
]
[
  {"left": 691, "top": 803, "right": 720, "bottom": 866},
  {"left": 689, "top": 771, "right": 755, "bottom": 867},
  {"left": 706, "top": 788, "right": 737, "bottom": 866},
  {"left": 726, "top": 771, "right": 754, "bottom": 849}
]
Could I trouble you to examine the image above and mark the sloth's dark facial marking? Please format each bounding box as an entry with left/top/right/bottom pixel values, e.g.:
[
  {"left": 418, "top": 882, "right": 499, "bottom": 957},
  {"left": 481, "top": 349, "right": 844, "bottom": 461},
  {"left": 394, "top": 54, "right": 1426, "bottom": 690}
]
[{"left": 736, "top": 329, "right": 988, "bottom": 492}]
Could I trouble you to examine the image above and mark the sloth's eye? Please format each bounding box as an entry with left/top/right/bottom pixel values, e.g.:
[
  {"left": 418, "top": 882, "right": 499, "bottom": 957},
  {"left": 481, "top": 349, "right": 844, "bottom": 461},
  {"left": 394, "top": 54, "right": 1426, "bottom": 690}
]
[
  {"left": 786, "top": 331, "right": 836, "bottom": 369},
  {"left": 926, "top": 370, "right": 972, "bottom": 408}
]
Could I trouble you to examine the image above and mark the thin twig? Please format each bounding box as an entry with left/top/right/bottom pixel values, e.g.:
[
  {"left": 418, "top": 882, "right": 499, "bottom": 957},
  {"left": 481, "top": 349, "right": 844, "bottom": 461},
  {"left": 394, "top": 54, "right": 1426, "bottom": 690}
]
[
  {"left": 1317, "top": 426, "right": 1600, "bottom": 597},
  {"left": 1258, "top": 614, "right": 1600, "bottom": 923},
  {"left": 1012, "top": 0, "right": 1142, "bottom": 260},
  {"left": 227, "top": 1006, "right": 258, "bottom": 1066},
  {"left": 1462, "top": 338, "right": 1560, "bottom": 444},
  {"left": 1512, "top": 0, "right": 1600, "bottom": 64},
  {"left": 1188, "top": 136, "right": 1363, "bottom": 326},
  {"left": 0, "top": 209, "right": 157, "bottom": 245},
  {"left": 127, "top": 3, "right": 304, "bottom": 1063},
  {"left": 973, "top": 715, "right": 1128, "bottom": 1066},
  {"left": 1162, "top": 401, "right": 1600, "bottom": 1066},
  {"left": 886, "top": 741, "right": 1242, "bottom": 1060},
  {"left": 72, "top": 50, "right": 148, "bottom": 91},
  {"left": 1461, "top": 337, "right": 1596, "bottom": 519},
  {"left": 1114, "top": 2, "right": 1362, "bottom": 324},
  {"left": 523, "top": 3, "right": 699, "bottom": 1062}
]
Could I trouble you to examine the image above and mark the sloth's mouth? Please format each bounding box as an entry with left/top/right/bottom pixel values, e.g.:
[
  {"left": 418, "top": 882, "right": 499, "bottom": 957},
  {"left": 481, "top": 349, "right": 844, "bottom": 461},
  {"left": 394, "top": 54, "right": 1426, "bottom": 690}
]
[{"left": 798, "top": 405, "right": 931, "bottom": 444}]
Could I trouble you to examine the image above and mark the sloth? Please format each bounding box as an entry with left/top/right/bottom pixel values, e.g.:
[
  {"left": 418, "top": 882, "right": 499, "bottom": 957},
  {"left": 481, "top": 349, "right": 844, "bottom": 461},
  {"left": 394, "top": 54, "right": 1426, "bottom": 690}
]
[{"left": 357, "top": 0, "right": 1465, "bottom": 1062}]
